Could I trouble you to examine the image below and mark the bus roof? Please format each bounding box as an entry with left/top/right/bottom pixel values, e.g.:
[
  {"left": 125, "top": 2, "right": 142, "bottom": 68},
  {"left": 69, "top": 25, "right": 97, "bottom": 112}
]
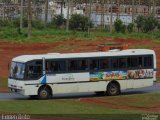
[{"left": 12, "top": 49, "right": 155, "bottom": 63}]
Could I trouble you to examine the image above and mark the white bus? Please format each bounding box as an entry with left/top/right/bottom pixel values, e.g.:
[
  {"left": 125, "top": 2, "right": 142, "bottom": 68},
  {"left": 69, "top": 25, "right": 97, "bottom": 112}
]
[{"left": 8, "top": 49, "right": 156, "bottom": 99}]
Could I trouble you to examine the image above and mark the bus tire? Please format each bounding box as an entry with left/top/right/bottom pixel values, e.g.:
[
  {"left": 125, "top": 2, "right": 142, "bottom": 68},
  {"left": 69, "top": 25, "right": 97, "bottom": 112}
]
[
  {"left": 38, "top": 86, "right": 52, "bottom": 100},
  {"left": 107, "top": 82, "right": 120, "bottom": 96}
]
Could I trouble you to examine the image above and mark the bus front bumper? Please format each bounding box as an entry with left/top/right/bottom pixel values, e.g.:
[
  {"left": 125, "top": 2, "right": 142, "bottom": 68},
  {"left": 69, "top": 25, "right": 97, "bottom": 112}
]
[{"left": 8, "top": 87, "right": 25, "bottom": 95}]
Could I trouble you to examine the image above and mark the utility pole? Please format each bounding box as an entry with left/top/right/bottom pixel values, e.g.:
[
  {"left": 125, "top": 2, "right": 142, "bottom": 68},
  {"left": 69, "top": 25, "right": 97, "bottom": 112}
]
[
  {"left": 20, "top": 0, "right": 24, "bottom": 30},
  {"left": 110, "top": 0, "right": 113, "bottom": 32},
  {"left": 117, "top": 0, "right": 120, "bottom": 19},
  {"left": 66, "top": 0, "right": 70, "bottom": 32},
  {"left": 132, "top": 0, "right": 135, "bottom": 23},
  {"left": 70, "top": 0, "right": 74, "bottom": 15},
  {"left": 60, "top": 0, "right": 64, "bottom": 16},
  {"left": 148, "top": 0, "right": 152, "bottom": 15},
  {"left": 44, "top": 0, "right": 49, "bottom": 27},
  {"left": 88, "top": 0, "right": 92, "bottom": 34},
  {"left": 103, "top": 0, "right": 106, "bottom": 29},
  {"left": 152, "top": 0, "right": 156, "bottom": 16},
  {"left": 106, "top": 0, "right": 109, "bottom": 27},
  {"left": 28, "top": 0, "right": 32, "bottom": 38},
  {"left": 2, "top": 6, "right": 5, "bottom": 20},
  {"left": 101, "top": 0, "right": 105, "bottom": 29}
]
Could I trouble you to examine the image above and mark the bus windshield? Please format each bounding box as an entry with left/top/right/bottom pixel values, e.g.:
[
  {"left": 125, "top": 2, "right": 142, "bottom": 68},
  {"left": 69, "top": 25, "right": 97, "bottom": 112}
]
[{"left": 10, "top": 62, "right": 25, "bottom": 79}]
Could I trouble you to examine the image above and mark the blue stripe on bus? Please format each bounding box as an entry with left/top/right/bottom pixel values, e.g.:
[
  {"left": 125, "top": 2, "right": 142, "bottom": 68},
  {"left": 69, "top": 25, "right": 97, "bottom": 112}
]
[{"left": 41, "top": 75, "right": 47, "bottom": 84}]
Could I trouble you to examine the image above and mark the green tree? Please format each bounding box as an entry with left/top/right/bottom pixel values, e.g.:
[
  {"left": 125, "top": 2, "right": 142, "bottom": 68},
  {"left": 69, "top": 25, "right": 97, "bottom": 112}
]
[
  {"left": 158, "top": 22, "right": 160, "bottom": 31},
  {"left": 69, "top": 14, "right": 91, "bottom": 31},
  {"left": 127, "top": 23, "right": 134, "bottom": 33},
  {"left": 135, "top": 16, "right": 145, "bottom": 32},
  {"left": 51, "top": 15, "right": 66, "bottom": 28},
  {"left": 142, "top": 16, "right": 158, "bottom": 33},
  {"left": 114, "top": 19, "right": 126, "bottom": 33},
  {"left": 135, "top": 15, "right": 158, "bottom": 33}
]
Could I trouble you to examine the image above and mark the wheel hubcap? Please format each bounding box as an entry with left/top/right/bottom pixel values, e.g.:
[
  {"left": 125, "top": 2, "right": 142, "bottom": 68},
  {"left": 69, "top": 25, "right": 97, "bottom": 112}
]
[
  {"left": 110, "top": 85, "right": 117, "bottom": 94},
  {"left": 41, "top": 90, "right": 47, "bottom": 98}
]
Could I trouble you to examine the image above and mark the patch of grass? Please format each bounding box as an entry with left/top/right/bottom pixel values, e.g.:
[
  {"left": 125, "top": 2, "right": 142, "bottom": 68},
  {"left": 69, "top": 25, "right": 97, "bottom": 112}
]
[
  {"left": 153, "top": 39, "right": 160, "bottom": 44},
  {"left": 103, "top": 32, "right": 160, "bottom": 40},
  {"left": 0, "top": 93, "right": 160, "bottom": 112},
  {"left": 0, "top": 27, "right": 95, "bottom": 43},
  {"left": 0, "top": 93, "right": 159, "bottom": 120},
  {"left": 100, "top": 93, "right": 160, "bottom": 109},
  {"left": 127, "top": 93, "right": 160, "bottom": 108},
  {"left": 0, "top": 27, "right": 160, "bottom": 43},
  {"left": 52, "top": 44, "right": 81, "bottom": 52},
  {"left": 0, "top": 100, "right": 136, "bottom": 115}
]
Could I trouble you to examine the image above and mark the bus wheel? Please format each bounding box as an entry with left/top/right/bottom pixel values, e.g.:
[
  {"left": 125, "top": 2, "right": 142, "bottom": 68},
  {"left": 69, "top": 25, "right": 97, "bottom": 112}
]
[
  {"left": 107, "top": 82, "right": 120, "bottom": 96},
  {"left": 38, "top": 86, "right": 52, "bottom": 100}
]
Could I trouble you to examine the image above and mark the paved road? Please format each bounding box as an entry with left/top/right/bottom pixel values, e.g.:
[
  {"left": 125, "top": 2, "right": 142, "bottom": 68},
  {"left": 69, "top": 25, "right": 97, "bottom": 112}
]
[{"left": 0, "top": 83, "right": 160, "bottom": 100}]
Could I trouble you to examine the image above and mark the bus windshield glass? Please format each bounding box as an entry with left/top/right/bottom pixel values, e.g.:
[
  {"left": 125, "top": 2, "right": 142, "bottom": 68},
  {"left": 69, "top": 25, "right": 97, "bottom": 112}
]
[{"left": 10, "top": 62, "right": 25, "bottom": 79}]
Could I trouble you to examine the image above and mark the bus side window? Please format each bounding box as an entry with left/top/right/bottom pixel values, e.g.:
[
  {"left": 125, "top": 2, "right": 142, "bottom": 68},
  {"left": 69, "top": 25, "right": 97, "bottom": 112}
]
[
  {"left": 46, "top": 61, "right": 50, "bottom": 72},
  {"left": 27, "top": 66, "right": 34, "bottom": 78},
  {"left": 111, "top": 58, "right": 126, "bottom": 69},
  {"left": 127, "top": 56, "right": 143, "bottom": 69},
  {"left": 138, "top": 57, "right": 143, "bottom": 68},
  {"left": 144, "top": 56, "right": 153, "bottom": 68},
  {"left": 119, "top": 58, "right": 126, "bottom": 69},
  {"left": 111, "top": 58, "right": 118, "bottom": 69},
  {"left": 90, "top": 60, "right": 99, "bottom": 70},
  {"left": 51, "top": 62, "right": 58, "bottom": 71},
  {"left": 68, "top": 60, "right": 77, "bottom": 71},
  {"left": 26, "top": 60, "right": 42, "bottom": 80},
  {"left": 46, "top": 61, "right": 66, "bottom": 73},
  {"left": 78, "top": 60, "right": 88, "bottom": 70},
  {"left": 99, "top": 59, "right": 109, "bottom": 70},
  {"left": 127, "top": 57, "right": 138, "bottom": 69},
  {"left": 46, "top": 61, "right": 54, "bottom": 73},
  {"left": 58, "top": 61, "right": 66, "bottom": 71}
]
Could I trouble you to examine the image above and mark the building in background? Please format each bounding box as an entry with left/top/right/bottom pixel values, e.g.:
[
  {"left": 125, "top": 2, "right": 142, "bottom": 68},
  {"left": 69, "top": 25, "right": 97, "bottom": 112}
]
[{"left": 0, "top": 0, "right": 159, "bottom": 26}]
